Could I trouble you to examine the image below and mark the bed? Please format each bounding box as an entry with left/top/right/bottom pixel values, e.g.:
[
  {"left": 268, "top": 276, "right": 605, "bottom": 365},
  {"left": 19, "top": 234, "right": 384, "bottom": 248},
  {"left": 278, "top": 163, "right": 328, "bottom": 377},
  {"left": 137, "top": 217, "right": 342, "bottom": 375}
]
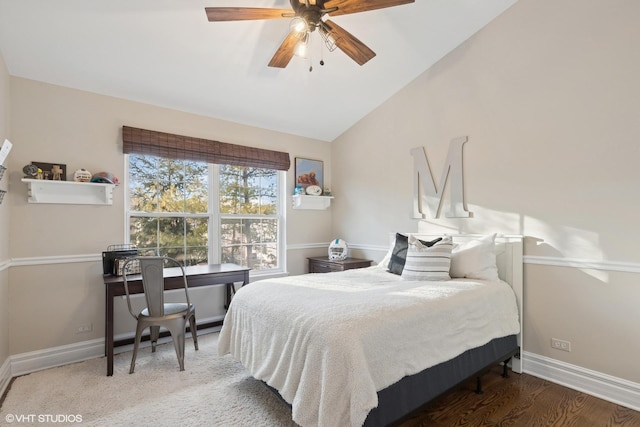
[{"left": 218, "top": 233, "right": 523, "bottom": 427}]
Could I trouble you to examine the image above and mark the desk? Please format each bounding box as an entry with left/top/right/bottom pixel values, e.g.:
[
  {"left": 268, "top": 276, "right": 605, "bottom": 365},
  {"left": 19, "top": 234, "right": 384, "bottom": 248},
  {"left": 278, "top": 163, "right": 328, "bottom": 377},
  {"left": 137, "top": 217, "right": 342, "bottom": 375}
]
[{"left": 103, "top": 263, "right": 249, "bottom": 376}]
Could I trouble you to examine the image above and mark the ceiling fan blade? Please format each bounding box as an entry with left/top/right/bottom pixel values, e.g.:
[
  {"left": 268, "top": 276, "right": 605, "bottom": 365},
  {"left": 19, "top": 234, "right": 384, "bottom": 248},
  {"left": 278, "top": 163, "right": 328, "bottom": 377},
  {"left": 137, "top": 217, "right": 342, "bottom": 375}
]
[
  {"left": 323, "top": 20, "right": 375, "bottom": 66},
  {"left": 205, "top": 7, "right": 293, "bottom": 22},
  {"left": 268, "top": 32, "right": 299, "bottom": 68},
  {"left": 324, "top": 0, "right": 414, "bottom": 17}
]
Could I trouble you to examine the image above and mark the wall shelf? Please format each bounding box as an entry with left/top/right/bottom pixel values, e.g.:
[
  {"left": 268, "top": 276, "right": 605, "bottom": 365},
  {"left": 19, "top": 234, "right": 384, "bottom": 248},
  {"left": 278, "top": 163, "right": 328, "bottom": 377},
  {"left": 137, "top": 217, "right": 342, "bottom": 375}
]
[
  {"left": 292, "top": 195, "right": 333, "bottom": 210},
  {"left": 22, "top": 178, "right": 115, "bottom": 205}
]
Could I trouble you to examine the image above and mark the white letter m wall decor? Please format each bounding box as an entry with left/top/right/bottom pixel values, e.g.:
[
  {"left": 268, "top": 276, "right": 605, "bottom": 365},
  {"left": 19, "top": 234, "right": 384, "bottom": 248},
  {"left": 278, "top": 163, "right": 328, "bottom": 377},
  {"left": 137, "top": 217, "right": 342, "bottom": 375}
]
[{"left": 411, "top": 136, "right": 470, "bottom": 219}]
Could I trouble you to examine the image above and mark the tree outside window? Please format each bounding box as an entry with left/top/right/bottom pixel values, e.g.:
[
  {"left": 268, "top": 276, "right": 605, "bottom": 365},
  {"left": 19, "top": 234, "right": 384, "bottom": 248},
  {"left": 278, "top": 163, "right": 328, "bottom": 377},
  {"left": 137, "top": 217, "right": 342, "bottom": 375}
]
[
  {"left": 127, "top": 155, "right": 281, "bottom": 270},
  {"left": 219, "top": 165, "right": 279, "bottom": 270}
]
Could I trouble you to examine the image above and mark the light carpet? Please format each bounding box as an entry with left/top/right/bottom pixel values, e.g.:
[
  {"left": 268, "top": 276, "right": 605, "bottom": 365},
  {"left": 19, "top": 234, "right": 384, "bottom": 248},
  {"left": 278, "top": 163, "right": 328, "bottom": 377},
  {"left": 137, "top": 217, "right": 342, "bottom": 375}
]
[{"left": 0, "top": 332, "right": 297, "bottom": 426}]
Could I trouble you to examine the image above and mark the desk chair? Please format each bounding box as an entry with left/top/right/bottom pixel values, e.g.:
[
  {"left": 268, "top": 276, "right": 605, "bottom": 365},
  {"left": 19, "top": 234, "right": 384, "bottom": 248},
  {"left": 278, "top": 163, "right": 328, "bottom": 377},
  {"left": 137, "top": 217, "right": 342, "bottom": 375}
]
[{"left": 123, "top": 256, "right": 198, "bottom": 373}]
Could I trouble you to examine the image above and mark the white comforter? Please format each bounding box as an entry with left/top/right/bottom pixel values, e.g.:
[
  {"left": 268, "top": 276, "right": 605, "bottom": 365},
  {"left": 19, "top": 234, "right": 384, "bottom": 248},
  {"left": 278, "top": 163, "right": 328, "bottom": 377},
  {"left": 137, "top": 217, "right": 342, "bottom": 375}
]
[{"left": 218, "top": 266, "right": 520, "bottom": 427}]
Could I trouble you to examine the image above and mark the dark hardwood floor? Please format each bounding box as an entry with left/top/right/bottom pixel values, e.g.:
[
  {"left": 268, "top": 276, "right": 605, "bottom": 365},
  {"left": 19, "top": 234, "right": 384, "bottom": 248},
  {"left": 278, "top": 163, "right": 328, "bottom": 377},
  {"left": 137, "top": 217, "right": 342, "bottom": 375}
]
[{"left": 398, "top": 365, "right": 640, "bottom": 427}]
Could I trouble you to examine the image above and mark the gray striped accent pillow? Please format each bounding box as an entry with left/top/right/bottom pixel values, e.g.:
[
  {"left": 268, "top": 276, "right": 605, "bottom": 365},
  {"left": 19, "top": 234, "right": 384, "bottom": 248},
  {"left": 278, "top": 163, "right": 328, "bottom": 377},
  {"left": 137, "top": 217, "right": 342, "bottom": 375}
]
[{"left": 401, "top": 236, "right": 453, "bottom": 281}]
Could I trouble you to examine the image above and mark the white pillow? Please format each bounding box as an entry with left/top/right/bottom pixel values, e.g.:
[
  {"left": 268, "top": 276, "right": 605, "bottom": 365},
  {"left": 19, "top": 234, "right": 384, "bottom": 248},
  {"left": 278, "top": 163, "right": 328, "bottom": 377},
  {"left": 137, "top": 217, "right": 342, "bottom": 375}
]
[
  {"left": 401, "top": 236, "right": 452, "bottom": 281},
  {"left": 449, "top": 234, "right": 499, "bottom": 281}
]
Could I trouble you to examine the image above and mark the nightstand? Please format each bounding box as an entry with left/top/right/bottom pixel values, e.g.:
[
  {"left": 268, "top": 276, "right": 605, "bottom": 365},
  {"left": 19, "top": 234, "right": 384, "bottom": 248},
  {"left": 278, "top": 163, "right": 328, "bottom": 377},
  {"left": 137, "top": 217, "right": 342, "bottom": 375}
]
[{"left": 308, "top": 257, "right": 373, "bottom": 273}]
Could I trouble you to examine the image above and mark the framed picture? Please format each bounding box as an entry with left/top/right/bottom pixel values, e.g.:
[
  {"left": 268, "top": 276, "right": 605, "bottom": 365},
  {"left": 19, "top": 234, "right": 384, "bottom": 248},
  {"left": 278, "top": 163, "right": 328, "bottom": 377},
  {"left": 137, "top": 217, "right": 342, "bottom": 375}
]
[
  {"left": 32, "top": 161, "right": 67, "bottom": 181},
  {"left": 295, "top": 157, "right": 323, "bottom": 190}
]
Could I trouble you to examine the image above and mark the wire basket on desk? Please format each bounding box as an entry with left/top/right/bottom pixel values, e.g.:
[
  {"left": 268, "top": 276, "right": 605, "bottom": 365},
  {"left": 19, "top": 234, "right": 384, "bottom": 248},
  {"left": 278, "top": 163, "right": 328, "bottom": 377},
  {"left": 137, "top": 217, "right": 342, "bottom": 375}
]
[
  {"left": 0, "top": 190, "right": 5, "bottom": 205},
  {"left": 0, "top": 165, "right": 6, "bottom": 181},
  {"left": 102, "top": 244, "right": 139, "bottom": 275}
]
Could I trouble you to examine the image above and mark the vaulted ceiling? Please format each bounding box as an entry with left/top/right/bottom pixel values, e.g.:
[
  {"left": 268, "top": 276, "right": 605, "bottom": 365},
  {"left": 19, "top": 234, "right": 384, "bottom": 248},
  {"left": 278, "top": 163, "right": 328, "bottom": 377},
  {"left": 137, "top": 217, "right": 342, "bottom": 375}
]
[{"left": 0, "top": 0, "right": 517, "bottom": 141}]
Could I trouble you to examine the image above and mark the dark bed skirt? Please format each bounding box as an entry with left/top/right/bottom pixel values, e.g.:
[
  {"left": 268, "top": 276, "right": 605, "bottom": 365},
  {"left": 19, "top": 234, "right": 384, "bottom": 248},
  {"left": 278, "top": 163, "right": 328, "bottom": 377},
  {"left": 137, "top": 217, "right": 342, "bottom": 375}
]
[
  {"left": 263, "top": 334, "right": 519, "bottom": 427},
  {"left": 365, "top": 334, "right": 519, "bottom": 427}
]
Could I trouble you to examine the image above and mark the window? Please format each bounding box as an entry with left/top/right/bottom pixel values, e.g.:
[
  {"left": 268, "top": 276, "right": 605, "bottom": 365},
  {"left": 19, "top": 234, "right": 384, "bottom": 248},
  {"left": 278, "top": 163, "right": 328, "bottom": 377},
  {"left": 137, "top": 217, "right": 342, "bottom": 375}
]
[
  {"left": 127, "top": 154, "right": 284, "bottom": 271},
  {"left": 219, "top": 165, "right": 280, "bottom": 270}
]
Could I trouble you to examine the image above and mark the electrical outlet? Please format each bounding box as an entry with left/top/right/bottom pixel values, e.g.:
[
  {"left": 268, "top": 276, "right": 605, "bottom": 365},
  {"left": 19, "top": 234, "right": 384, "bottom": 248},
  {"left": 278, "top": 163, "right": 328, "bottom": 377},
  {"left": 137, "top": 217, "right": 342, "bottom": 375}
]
[
  {"left": 77, "top": 323, "right": 93, "bottom": 333},
  {"left": 551, "top": 338, "right": 571, "bottom": 352}
]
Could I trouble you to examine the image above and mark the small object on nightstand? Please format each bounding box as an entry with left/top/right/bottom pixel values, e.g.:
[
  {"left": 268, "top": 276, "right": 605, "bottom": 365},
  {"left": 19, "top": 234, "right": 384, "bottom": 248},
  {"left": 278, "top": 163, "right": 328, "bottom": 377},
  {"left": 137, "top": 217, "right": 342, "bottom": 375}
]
[
  {"left": 308, "top": 257, "right": 372, "bottom": 273},
  {"left": 328, "top": 238, "right": 348, "bottom": 260}
]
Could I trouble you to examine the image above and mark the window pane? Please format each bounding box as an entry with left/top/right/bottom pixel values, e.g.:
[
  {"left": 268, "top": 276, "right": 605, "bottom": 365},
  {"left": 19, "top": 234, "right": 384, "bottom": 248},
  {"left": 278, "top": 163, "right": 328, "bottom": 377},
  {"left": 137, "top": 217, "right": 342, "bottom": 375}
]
[
  {"left": 219, "top": 165, "right": 277, "bottom": 215},
  {"left": 220, "top": 218, "right": 278, "bottom": 269},
  {"left": 220, "top": 218, "right": 246, "bottom": 245},
  {"left": 157, "top": 157, "right": 186, "bottom": 184},
  {"left": 221, "top": 245, "right": 244, "bottom": 266},
  {"left": 184, "top": 162, "right": 208, "bottom": 214},
  {"left": 130, "top": 217, "right": 158, "bottom": 249},
  {"left": 257, "top": 170, "right": 278, "bottom": 215},
  {"left": 158, "top": 247, "right": 183, "bottom": 260},
  {"left": 129, "top": 155, "right": 159, "bottom": 212},
  {"left": 220, "top": 218, "right": 279, "bottom": 244},
  {"left": 253, "top": 243, "right": 278, "bottom": 270},
  {"left": 128, "top": 155, "right": 208, "bottom": 213},
  {"left": 156, "top": 160, "right": 208, "bottom": 214},
  {"left": 159, "top": 218, "right": 185, "bottom": 260},
  {"left": 248, "top": 218, "right": 278, "bottom": 243},
  {"left": 185, "top": 247, "right": 208, "bottom": 266},
  {"left": 185, "top": 217, "right": 208, "bottom": 247},
  {"left": 220, "top": 243, "right": 277, "bottom": 270}
]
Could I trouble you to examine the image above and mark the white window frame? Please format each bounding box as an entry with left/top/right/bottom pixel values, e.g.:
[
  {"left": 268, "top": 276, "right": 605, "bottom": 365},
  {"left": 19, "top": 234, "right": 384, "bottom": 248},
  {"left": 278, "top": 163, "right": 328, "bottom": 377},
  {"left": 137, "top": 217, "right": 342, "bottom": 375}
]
[{"left": 124, "top": 155, "right": 286, "bottom": 277}]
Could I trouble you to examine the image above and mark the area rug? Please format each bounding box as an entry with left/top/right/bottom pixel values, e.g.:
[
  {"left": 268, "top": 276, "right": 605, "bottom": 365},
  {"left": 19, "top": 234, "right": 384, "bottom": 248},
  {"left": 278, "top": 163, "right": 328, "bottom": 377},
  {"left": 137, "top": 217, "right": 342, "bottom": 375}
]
[{"left": 0, "top": 333, "right": 297, "bottom": 426}]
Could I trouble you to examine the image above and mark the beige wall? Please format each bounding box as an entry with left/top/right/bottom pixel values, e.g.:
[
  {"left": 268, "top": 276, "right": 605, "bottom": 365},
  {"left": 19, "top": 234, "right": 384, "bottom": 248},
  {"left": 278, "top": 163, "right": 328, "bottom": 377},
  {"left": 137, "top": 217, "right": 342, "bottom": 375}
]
[
  {"left": 3, "top": 0, "right": 639, "bottom": 397},
  {"left": 0, "top": 49, "right": 11, "bottom": 365},
  {"left": 6, "top": 78, "right": 331, "bottom": 353},
  {"left": 332, "top": 0, "right": 640, "bottom": 383}
]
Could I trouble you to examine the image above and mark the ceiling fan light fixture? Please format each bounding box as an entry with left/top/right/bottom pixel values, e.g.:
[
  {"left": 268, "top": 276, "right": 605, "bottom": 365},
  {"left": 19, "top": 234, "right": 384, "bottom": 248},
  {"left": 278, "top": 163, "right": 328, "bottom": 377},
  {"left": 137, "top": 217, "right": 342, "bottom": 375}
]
[
  {"left": 294, "top": 32, "right": 310, "bottom": 57},
  {"left": 320, "top": 28, "right": 337, "bottom": 52},
  {"left": 290, "top": 17, "right": 308, "bottom": 34}
]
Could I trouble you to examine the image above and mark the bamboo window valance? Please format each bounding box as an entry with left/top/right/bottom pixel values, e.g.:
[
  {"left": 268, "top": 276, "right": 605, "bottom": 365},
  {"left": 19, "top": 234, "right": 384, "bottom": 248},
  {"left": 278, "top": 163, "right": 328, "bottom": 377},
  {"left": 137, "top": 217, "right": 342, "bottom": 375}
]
[{"left": 122, "top": 126, "right": 291, "bottom": 171}]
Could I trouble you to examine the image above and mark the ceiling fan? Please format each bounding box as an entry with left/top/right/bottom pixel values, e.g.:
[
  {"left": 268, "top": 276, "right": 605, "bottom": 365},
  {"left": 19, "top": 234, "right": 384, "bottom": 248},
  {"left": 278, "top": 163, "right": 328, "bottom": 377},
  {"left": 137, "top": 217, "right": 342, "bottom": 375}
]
[{"left": 205, "top": 0, "right": 415, "bottom": 68}]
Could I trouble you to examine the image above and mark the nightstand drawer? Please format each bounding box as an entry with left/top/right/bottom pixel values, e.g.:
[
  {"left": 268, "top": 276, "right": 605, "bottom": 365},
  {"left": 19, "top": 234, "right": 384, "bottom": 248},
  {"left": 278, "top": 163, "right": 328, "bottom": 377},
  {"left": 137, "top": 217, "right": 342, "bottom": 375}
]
[
  {"left": 309, "top": 261, "right": 335, "bottom": 273},
  {"left": 308, "top": 257, "right": 373, "bottom": 273}
]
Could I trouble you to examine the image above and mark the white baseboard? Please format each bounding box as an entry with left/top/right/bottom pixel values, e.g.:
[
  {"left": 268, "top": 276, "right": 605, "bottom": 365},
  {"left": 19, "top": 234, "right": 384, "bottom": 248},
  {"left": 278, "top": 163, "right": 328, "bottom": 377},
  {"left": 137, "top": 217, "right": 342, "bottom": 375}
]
[
  {"left": 0, "top": 357, "right": 11, "bottom": 397},
  {"left": 523, "top": 351, "right": 640, "bottom": 412},
  {"left": 9, "top": 322, "right": 223, "bottom": 377},
  {"left": 10, "top": 339, "right": 104, "bottom": 377}
]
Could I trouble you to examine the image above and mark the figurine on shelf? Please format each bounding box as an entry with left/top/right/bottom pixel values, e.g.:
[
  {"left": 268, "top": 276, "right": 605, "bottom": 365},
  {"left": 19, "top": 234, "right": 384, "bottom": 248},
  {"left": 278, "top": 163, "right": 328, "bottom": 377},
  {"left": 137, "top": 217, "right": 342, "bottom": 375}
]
[
  {"left": 51, "top": 164, "right": 63, "bottom": 180},
  {"left": 22, "top": 164, "right": 38, "bottom": 178},
  {"left": 90, "top": 171, "right": 119, "bottom": 185},
  {"left": 73, "top": 168, "right": 92, "bottom": 182}
]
